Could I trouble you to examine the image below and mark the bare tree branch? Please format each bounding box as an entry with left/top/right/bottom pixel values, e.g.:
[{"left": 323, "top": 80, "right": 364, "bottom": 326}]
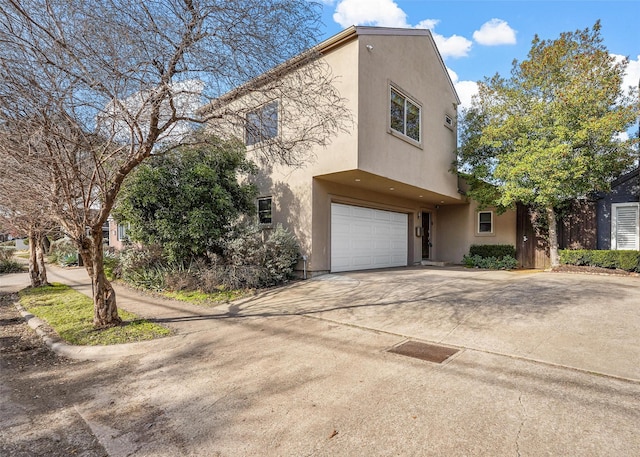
[{"left": 0, "top": 0, "right": 349, "bottom": 327}]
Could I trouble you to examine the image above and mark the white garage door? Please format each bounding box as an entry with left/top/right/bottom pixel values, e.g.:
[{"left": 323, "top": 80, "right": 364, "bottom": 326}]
[{"left": 331, "top": 203, "right": 408, "bottom": 272}]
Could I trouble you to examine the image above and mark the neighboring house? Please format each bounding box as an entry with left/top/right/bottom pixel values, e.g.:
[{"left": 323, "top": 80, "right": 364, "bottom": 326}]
[
  {"left": 107, "top": 217, "right": 129, "bottom": 251},
  {"left": 596, "top": 168, "right": 640, "bottom": 250},
  {"left": 204, "top": 26, "right": 516, "bottom": 276}
]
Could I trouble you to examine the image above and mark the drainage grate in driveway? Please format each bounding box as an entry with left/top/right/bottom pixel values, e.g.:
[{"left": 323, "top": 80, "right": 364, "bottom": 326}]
[{"left": 388, "top": 340, "right": 459, "bottom": 364}]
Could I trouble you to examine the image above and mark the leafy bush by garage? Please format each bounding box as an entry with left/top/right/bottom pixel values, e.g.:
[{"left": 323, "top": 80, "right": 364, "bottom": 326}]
[
  {"left": 114, "top": 223, "right": 300, "bottom": 292},
  {"left": 469, "top": 244, "right": 516, "bottom": 259},
  {"left": 559, "top": 249, "right": 640, "bottom": 272},
  {"left": 463, "top": 244, "right": 517, "bottom": 270}
]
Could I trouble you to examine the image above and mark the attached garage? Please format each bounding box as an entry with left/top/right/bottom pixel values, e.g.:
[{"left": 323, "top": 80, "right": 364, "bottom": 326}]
[{"left": 330, "top": 203, "right": 408, "bottom": 272}]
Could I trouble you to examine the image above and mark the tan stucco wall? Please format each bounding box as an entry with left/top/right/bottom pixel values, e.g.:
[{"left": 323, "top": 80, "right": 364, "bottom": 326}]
[
  {"left": 356, "top": 34, "right": 460, "bottom": 199},
  {"left": 208, "top": 29, "right": 507, "bottom": 274},
  {"left": 436, "top": 202, "right": 517, "bottom": 264}
]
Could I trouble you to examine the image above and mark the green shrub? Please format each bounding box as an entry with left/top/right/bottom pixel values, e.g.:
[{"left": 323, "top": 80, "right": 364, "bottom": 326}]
[
  {"left": 48, "top": 237, "right": 78, "bottom": 265},
  {"left": 463, "top": 254, "right": 517, "bottom": 270},
  {"left": 469, "top": 244, "right": 516, "bottom": 259},
  {"left": 559, "top": 249, "right": 640, "bottom": 272},
  {"left": 0, "top": 246, "right": 15, "bottom": 261},
  {"left": 118, "top": 244, "right": 167, "bottom": 290},
  {"left": 103, "top": 251, "right": 120, "bottom": 281},
  {"left": 224, "top": 222, "right": 299, "bottom": 287},
  {"left": 0, "top": 247, "right": 22, "bottom": 273},
  {"left": 117, "top": 223, "right": 300, "bottom": 292},
  {"left": 60, "top": 252, "right": 79, "bottom": 267}
]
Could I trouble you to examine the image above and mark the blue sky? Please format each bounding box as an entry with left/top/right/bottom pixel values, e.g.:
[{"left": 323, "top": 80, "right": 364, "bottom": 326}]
[{"left": 315, "top": 0, "right": 640, "bottom": 119}]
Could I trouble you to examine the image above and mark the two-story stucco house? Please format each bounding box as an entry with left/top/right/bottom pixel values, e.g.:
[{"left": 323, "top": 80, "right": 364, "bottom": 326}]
[{"left": 204, "top": 26, "right": 516, "bottom": 276}]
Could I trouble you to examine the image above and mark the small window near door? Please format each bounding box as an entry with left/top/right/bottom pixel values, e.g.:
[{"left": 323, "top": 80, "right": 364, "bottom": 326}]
[
  {"left": 477, "top": 211, "right": 493, "bottom": 234},
  {"left": 258, "top": 197, "right": 273, "bottom": 225}
]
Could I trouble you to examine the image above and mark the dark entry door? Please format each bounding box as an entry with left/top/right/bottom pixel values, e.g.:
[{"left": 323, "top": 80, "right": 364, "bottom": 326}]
[{"left": 421, "top": 212, "right": 431, "bottom": 259}]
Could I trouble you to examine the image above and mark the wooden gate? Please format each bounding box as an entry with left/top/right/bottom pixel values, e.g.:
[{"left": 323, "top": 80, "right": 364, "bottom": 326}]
[{"left": 516, "top": 204, "right": 549, "bottom": 269}]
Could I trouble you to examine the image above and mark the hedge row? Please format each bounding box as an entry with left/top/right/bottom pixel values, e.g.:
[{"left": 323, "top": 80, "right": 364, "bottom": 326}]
[
  {"left": 559, "top": 249, "right": 640, "bottom": 272},
  {"left": 463, "top": 254, "right": 517, "bottom": 270},
  {"left": 469, "top": 244, "right": 516, "bottom": 260}
]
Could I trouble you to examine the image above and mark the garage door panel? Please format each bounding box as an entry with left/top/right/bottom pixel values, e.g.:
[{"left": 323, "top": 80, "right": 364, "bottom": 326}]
[{"left": 331, "top": 203, "right": 408, "bottom": 272}]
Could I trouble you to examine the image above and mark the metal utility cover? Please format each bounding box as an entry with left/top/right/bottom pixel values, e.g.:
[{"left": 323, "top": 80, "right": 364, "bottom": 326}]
[{"left": 389, "top": 340, "right": 459, "bottom": 364}]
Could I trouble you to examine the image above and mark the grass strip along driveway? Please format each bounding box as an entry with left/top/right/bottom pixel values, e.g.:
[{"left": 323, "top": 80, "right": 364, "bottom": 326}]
[{"left": 19, "top": 283, "right": 171, "bottom": 346}]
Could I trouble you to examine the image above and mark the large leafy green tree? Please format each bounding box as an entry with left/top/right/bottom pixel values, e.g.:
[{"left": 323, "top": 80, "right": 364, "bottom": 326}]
[
  {"left": 113, "top": 136, "right": 257, "bottom": 263},
  {"left": 458, "top": 22, "right": 638, "bottom": 266}
]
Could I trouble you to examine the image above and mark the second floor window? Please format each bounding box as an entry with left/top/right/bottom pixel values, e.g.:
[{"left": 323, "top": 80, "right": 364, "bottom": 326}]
[
  {"left": 390, "top": 86, "right": 421, "bottom": 143},
  {"left": 246, "top": 101, "right": 278, "bottom": 146}
]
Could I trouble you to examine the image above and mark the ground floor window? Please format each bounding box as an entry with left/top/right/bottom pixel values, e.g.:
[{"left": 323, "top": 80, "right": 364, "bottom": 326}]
[
  {"left": 477, "top": 211, "right": 493, "bottom": 234},
  {"left": 258, "top": 197, "right": 273, "bottom": 225},
  {"left": 611, "top": 203, "right": 639, "bottom": 250},
  {"left": 117, "top": 223, "right": 129, "bottom": 241}
]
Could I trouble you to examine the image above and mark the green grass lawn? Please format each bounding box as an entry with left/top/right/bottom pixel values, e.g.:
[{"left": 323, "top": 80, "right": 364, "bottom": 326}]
[
  {"left": 19, "top": 283, "right": 171, "bottom": 346},
  {"left": 162, "top": 288, "right": 247, "bottom": 305}
]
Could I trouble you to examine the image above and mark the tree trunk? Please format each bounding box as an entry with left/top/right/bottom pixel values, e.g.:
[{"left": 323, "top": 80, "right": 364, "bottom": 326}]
[
  {"left": 27, "top": 229, "right": 48, "bottom": 287},
  {"left": 546, "top": 206, "right": 560, "bottom": 268},
  {"left": 88, "top": 228, "right": 121, "bottom": 328}
]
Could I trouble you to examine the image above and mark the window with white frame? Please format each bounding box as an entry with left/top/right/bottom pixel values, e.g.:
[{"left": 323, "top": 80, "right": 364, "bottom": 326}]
[
  {"left": 117, "top": 223, "right": 129, "bottom": 241},
  {"left": 611, "top": 203, "right": 639, "bottom": 250},
  {"left": 257, "top": 197, "right": 273, "bottom": 225},
  {"left": 477, "top": 211, "right": 493, "bottom": 234},
  {"left": 246, "top": 101, "right": 278, "bottom": 146},
  {"left": 390, "top": 86, "right": 421, "bottom": 143}
]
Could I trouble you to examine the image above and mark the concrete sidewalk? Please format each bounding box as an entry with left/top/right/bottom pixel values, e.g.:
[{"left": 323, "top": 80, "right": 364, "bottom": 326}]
[{"left": 3, "top": 264, "right": 640, "bottom": 456}]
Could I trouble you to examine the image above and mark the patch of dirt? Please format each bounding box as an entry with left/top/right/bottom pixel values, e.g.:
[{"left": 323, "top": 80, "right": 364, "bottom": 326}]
[
  {"left": 0, "top": 292, "right": 108, "bottom": 457},
  {"left": 551, "top": 265, "right": 639, "bottom": 277}
]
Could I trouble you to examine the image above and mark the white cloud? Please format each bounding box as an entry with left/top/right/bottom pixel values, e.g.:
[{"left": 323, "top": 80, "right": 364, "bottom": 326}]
[
  {"left": 447, "top": 68, "right": 479, "bottom": 110},
  {"left": 614, "top": 131, "right": 629, "bottom": 142},
  {"left": 473, "top": 19, "right": 516, "bottom": 46},
  {"left": 416, "top": 18, "right": 472, "bottom": 59},
  {"left": 613, "top": 54, "right": 640, "bottom": 94},
  {"left": 333, "top": 0, "right": 409, "bottom": 28},
  {"left": 415, "top": 19, "right": 439, "bottom": 30},
  {"left": 456, "top": 81, "right": 479, "bottom": 109},
  {"left": 331, "top": 0, "right": 472, "bottom": 59},
  {"left": 433, "top": 33, "right": 473, "bottom": 59}
]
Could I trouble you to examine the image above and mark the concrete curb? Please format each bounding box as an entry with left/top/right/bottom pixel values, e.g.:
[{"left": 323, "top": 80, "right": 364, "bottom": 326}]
[{"left": 13, "top": 301, "right": 182, "bottom": 361}]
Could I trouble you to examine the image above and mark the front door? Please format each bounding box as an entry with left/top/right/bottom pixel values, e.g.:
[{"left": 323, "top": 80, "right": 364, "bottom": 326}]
[{"left": 421, "top": 212, "right": 431, "bottom": 259}]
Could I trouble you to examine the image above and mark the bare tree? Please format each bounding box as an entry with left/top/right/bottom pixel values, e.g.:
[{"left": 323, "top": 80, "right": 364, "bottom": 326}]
[
  {"left": 0, "top": 139, "right": 54, "bottom": 287},
  {"left": 0, "top": 0, "right": 348, "bottom": 327}
]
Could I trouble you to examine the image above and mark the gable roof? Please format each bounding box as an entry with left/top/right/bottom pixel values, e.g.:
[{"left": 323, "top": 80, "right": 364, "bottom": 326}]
[
  {"left": 352, "top": 27, "right": 460, "bottom": 105},
  {"left": 199, "top": 26, "right": 460, "bottom": 115}
]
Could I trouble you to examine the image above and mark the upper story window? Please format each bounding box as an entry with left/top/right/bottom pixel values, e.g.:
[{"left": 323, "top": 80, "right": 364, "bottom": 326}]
[
  {"left": 477, "top": 211, "right": 494, "bottom": 234},
  {"left": 390, "top": 86, "right": 421, "bottom": 143},
  {"left": 444, "top": 114, "right": 454, "bottom": 130},
  {"left": 246, "top": 101, "right": 278, "bottom": 146},
  {"left": 258, "top": 196, "right": 273, "bottom": 225}
]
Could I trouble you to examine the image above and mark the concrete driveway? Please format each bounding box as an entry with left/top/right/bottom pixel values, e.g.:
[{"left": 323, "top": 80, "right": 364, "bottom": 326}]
[
  {"left": 2, "top": 265, "right": 639, "bottom": 456},
  {"left": 227, "top": 267, "right": 640, "bottom": 381}
]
